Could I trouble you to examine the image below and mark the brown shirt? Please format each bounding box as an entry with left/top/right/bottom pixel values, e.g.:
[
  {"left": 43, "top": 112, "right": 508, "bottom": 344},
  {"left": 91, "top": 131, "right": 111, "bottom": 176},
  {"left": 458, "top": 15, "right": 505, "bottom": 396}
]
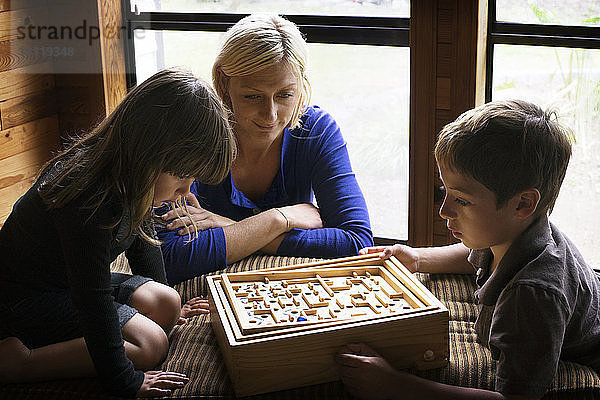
[{"left": 469, "top": 216, "right": 600, "bottom": 398}]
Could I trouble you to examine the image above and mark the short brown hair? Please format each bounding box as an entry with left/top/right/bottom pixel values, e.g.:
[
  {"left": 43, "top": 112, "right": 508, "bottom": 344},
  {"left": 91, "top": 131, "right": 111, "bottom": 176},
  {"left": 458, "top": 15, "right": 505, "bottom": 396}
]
[{"left": 435, "top": 99, "right": 572, "bottom": 217}]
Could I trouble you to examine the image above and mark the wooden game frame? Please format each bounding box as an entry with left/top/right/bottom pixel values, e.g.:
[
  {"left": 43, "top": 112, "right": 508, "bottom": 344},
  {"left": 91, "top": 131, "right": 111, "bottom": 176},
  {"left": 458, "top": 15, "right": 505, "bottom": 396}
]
[{"left": 207, "top": 254, "right": 449, "bottom": 397}]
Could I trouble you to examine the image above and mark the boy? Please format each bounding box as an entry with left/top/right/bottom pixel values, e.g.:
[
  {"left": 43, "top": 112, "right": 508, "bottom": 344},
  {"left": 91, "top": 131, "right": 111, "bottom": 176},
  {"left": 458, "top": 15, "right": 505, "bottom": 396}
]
[{"left": 336, "top": 100, "right": 600, "bottom": 400}]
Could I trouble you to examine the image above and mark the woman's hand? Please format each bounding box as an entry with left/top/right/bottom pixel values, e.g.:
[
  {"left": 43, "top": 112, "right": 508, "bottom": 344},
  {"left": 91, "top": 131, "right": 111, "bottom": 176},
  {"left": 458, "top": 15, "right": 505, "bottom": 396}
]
[
  {"left": 278, "top": 203, "right": 323, "bottom": 231},
  {"left": 359, "top": 244, "right": 420, "bottom": 272},
  {"left": 136, "top": 371, "right": 189, "bottom": 397},
  {"left": 161, "top": 193, "right": 235, "bottom": 234},
  {"left": 335, "top": 343, "right": 402, "bottom": 400}
]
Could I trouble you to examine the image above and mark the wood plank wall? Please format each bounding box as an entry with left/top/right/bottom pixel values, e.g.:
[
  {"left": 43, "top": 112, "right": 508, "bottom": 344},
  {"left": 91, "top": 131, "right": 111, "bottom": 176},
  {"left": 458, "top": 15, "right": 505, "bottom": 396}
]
[
  {"left": 0, "top": 0, "right": 105, "bottom": 226},
  {"left": 410, "top": 0, "right": 485, "bottom": 246},
  {"left": 0, "top": 1, "right": 59, "bottom": 225}
]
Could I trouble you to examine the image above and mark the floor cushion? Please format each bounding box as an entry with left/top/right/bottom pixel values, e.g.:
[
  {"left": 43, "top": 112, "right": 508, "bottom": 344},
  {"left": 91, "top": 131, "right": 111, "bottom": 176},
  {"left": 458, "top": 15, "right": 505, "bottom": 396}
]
[{"left": 1, "top": 254, "right": 598, "bottom": 399}]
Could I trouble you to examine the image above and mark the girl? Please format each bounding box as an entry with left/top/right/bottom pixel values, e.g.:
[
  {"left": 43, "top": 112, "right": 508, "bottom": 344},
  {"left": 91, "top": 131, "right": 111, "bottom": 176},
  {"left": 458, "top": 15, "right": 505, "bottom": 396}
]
[{"left": 0, "top": 69, "right": 235, "bottom": 397}]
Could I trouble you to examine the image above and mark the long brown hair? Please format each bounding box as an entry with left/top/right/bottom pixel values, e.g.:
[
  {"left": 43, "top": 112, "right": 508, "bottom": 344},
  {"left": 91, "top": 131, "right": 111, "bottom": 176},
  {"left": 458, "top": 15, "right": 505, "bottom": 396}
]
[{"left": 38, "top": 69, "right": 235, "bottom": 243}]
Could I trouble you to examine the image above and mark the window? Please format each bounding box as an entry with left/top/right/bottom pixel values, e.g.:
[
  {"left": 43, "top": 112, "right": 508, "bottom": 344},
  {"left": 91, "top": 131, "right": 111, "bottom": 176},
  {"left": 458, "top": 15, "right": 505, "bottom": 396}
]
[
  {"left": 124, "top": 0, "right": 411, "bottom": 241},
  {"left": 487, "top": 0, "right": 600, "bottom": 267}
]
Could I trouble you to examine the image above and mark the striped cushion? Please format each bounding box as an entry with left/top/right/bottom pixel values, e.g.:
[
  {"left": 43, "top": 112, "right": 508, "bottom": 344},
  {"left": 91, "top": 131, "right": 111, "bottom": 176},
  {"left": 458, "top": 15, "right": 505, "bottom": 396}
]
[{"left": 2, "top": 254, "right": 598, "bottom": 399}]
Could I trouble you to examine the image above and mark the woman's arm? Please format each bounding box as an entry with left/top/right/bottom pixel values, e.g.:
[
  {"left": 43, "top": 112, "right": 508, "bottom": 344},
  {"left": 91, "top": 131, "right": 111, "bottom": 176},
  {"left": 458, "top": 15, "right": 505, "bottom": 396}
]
[
  {"left": 157, "top": 185, "right": 324, "bottom": 284},
  {"left": 277, "top": 108, "right": 373, "bottom": 257},
  {"left": 222, "top": 203, "right": 321, "bottom": 262},
  {"left": 158, "top": 202, "right": 323, "bottom": 285}
]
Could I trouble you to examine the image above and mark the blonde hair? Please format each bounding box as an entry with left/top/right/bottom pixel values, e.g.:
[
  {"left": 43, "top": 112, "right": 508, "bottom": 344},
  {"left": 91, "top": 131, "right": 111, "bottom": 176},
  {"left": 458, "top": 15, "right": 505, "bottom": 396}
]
[{"left": 212, "top": 14, "right": 311, "bottom": 129}]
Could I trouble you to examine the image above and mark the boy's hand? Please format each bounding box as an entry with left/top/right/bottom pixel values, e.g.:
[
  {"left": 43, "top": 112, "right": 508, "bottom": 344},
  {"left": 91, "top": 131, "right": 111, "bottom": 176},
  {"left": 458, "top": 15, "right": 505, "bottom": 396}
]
[
  {"left": 360, "top": 244, "right": 420, "bottom": 272},
  {"left": 335, "top": 343, "right": 401, "bottom": 400}
]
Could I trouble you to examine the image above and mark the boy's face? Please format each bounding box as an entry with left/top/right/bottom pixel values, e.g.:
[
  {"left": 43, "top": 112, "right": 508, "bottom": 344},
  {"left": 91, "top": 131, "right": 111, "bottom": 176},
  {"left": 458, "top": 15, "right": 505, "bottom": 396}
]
[{"left": 438, "top": 165, "right": 520, "bottom": 252}]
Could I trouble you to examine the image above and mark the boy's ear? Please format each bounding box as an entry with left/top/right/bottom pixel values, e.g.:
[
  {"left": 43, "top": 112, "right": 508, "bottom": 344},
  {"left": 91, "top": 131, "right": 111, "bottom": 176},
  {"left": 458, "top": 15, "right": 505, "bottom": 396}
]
[{"left": 515, "top": 188, "right": 540, "bottom": 219}]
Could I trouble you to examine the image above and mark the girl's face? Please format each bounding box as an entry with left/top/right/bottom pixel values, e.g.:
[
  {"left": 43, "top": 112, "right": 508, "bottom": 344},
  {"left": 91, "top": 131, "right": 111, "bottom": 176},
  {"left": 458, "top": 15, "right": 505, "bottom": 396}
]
[
  {"left": 225, "top": 62, "right": 299, "bottom": 142},
  {"left": 153, "top": 173, "right": 194, "bottom": 206}
]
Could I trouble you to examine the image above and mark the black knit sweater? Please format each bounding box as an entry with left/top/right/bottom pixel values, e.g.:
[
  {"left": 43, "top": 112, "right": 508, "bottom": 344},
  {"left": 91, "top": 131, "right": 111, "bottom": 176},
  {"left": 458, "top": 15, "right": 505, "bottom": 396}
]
[{"left": 0, "top": 169, "right": 166, "bottom": 397}]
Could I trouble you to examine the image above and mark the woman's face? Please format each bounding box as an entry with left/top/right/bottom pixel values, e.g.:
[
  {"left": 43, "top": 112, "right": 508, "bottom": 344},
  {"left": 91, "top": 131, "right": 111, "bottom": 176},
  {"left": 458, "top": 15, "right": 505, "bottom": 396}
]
[
  {"left": 225, "top": 62, "right": 300, "bottom": 142},
  {"left": 153, "top": 173, "right": 194, "bottom": 206}
]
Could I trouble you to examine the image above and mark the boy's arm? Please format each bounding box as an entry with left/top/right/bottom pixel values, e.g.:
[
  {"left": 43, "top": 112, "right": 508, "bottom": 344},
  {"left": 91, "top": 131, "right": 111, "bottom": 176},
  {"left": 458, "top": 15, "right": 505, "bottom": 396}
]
[
  {"left": 361, "top": 243, "right": 474, "bottom": 274},
  {"left": 336, "top": 343, "right": 537, "bottom": 400}
]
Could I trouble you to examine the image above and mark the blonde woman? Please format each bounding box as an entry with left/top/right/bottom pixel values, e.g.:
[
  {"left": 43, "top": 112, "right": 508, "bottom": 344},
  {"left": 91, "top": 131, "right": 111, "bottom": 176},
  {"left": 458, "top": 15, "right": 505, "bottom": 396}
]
[
  {"left": 158, "top": 14, "right": 373, "bottom": 284},
  {"left": 0, "top": 69, "right": 235, "bottom": 397}
]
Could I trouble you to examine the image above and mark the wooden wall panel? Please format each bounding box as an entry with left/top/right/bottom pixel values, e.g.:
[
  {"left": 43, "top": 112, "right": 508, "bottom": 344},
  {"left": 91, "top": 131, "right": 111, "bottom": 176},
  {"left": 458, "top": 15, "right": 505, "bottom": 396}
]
[
  {"left": 0, "top": 115, "right": 58, "bottom": 159},
  {"left": 0, "top": 177, "right": 29, "bottom": 222},
  {"left": 436, "top": 77, "right": 451, "bottom": 110},
  {"left": 410, "top": 0, "right": 482, "bottom": 246},
  {"left": 0, "top": 0, "right": 109, "bottom": 225},
  {"left": 97, "top": 0, "right": 127, "bottom": 114},
  {"left": 0, "top": 62, "right": 54, "bottom": 99},
  {"left": 409, "top": 0, "right": 438, "bottom": 247},
  {"left": 0, "top": 7, "right": 49, "bottom": 43},
  {"left": 0, "top": 39, "right": 51, "bottom": 72},
  {"left": 432, "top": 0, "right": 480, "bottom": 246},
  {"left": 0, "top": 1, "right": 61, "bottom": 225},
  {"left": 0, "top": 0, "right": 41, "bottom": 12},
  {"left": 51, "top": 0, "right": 105, "bottom": 135},
  {"left": 0, "top": 89, "right": 57, "bottom": 129},
  {"left": 0, "top": 134, "right": 58, "bottom": 225},
  {"left": 0, "top": 125, "right": 57, "bottom": 188}
]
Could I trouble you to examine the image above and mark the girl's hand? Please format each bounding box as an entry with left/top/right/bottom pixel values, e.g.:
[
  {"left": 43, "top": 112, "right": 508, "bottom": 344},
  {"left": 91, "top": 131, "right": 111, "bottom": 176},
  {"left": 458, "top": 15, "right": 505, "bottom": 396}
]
[
  {"left": 359, "top": 244, "right": 420, "bottom": 272},
  {"left": 278, "top": 203, "right": 323, "bottom": 231},
  {"left": 335, "top": 343, "right": 401, "bottom": 400},
  {"left": 136, "top": 371, "right": 189, "bottom": 397},
  {"left": 161, "top": 193, "right": 235, "bottom": 234},
  {"left": 181, "top": 297, "right": 210, "bottom": 319}
]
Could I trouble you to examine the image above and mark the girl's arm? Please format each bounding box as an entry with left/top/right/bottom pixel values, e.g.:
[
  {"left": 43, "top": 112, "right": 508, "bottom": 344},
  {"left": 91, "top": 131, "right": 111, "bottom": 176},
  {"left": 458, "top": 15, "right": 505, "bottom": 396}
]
[
  {"left": 55, "top": 209, "right": 144, "bottom": 397},
  {"left": 125, "top": 234, "right": 167, "bottom": 284}
]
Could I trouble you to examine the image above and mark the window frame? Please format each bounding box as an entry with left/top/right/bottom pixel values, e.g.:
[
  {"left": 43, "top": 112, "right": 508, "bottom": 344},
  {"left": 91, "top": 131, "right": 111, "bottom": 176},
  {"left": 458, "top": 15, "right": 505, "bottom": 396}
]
[
  {"left": 485, "top": 0, "right": 600, "bottom": 102},
  {"left": 485, "top": 0, "right": 600, "bottom": 270},
  {"left": 121, "top": 1, "right": 411, "bottom": 244}
]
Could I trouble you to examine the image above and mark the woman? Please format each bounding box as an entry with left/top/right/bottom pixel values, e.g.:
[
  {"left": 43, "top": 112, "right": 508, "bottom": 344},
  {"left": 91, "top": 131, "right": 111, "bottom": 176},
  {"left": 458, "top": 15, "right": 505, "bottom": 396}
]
[
  {"left": 0, "top": 69, "right": 235, "bottom": 397},
  {"left": 158, "top": 14, "right": 373, "bottom": 285}
]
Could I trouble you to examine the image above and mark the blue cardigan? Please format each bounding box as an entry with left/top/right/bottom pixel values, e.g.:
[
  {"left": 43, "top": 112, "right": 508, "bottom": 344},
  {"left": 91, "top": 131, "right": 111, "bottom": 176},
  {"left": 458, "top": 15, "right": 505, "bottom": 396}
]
[{"left": 158, "top": 106, "right": 373, "bottom": 285}]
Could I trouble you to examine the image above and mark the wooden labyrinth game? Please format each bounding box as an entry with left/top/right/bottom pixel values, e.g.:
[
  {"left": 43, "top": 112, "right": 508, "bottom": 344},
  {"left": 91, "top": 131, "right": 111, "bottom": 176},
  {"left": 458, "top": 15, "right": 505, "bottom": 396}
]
[{"left": 207, "top": 254, "right": 449, "bottom": 396}]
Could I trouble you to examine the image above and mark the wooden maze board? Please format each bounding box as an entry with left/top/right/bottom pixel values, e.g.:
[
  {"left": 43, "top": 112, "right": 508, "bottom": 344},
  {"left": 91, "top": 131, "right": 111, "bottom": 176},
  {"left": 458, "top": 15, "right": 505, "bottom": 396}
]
[
  {"left": 222, "top": 266, "right": 427, "bottom": 335},
  {"left": 207, "top": 255, "right": 449, "bottom": 396}
]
